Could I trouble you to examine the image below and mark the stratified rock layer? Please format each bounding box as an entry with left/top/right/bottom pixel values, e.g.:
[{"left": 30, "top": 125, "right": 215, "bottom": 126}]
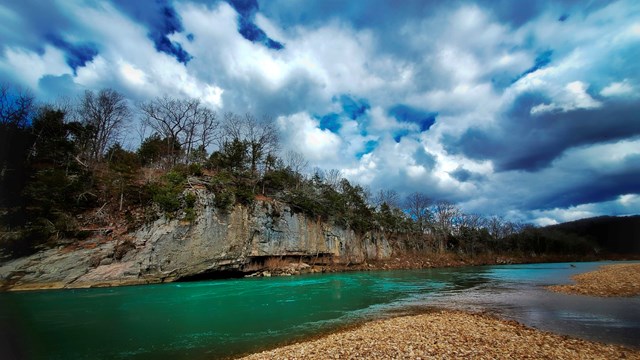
[{"left": 0, "top": 195, "right": 392, "bottom": 290}]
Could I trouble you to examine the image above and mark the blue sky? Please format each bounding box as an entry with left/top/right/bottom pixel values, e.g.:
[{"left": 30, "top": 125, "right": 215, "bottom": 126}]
[{"left": 1, "top": 0, "right": 639, "bottom": 225}]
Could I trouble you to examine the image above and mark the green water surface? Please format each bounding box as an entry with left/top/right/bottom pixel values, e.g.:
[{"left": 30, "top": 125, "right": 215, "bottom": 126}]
[{"left": 1, "top": 261, "right": 636, "bottom": 359}]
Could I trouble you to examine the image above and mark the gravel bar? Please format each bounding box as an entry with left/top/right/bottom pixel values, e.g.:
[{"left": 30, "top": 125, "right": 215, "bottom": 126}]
[
  {"left": 239, "top": 310, "right": 639, "bottom": 359},
  {"left": 548, "top": 263, "right": 640, "bottom": 297}
]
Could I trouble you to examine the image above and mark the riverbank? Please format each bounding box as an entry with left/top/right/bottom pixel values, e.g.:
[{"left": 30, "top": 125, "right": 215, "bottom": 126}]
[
  {"left": 2, "top": 251, "right": 636, "bottom": 291},
  {"left": 239, "top": 310, "right": 640, "bottom": 359},
  {"left": 259, "top": 252, "right": 636, "bottom": 277},
  {"left": 548, "top": 262, "right": 640, "bottom": 297}
]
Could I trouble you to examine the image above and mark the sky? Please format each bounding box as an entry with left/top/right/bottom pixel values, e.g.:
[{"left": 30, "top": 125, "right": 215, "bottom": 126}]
[{"left": 1, "top": 0, "right": 639, "bottom": 225}]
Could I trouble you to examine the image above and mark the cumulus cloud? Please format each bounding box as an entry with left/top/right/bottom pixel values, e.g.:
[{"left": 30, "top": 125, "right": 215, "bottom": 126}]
[
  {"left": 530, "top": 81, "right": 601, "bottom": 115},
  {"left": 600, "top": 80, "right": 635, "bottom": 97},
  {"left": 0, "top": 0, "right": 638, "bottom": 225},
  {"left": 276, "top": 112, "right": 342, "bottom": 165},
  {"left": 0, "top": 45, "right": 70, "bottom": 88}
]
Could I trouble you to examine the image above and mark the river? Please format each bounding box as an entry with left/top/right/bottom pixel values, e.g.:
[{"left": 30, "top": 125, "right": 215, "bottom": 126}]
[{"left": 0, "top": 261, "right": 638, "bottom": 359}]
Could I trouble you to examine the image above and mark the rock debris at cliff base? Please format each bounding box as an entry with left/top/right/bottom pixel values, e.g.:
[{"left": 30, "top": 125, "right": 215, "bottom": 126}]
[
  {"left": 239, "top": 310, "right": 639, "bottom": 360},
  {"left": 548, "top": 263, "right": 640, "bottom": 297}
]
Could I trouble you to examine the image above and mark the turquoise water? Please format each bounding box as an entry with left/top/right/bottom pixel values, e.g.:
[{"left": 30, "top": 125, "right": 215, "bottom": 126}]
[{"left": 0, "top": 261, "right": 638, "bottom": 359}]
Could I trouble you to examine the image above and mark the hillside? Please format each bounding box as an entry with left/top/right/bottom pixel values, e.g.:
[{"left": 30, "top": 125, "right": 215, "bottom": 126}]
[{"left": 545, "top": 216, "right": 640, "bottom": 254}]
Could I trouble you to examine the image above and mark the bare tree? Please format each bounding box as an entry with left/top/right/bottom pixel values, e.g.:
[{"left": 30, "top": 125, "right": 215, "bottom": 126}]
[
  {"left": 404, "top": 192, "right": 432, "bottom": 233},
  {"left": 0, "top": 83, "right": 35, "bottom": 127},
  {"left": 374, "top": 189, "right": 400, "bottom": 209},
  {"left": 138, "top": 96, "right": 218, "bottom": 165},
  {"left": 487, "top": 215, "right": 505, "bottom": 239},
  {"left": 219, "top": 112, "right": 279, "bottom": 175},
  {"left": 51, "top": 96, "right": 75, "bottom": 115},
  {"left": 433, "top": 200, "right": 460, "bottom": 253},
  {"left": 135, "top": 119, "right": 150, "bottom": 145},
  {"left": 458, "top": 213, "right": 486, "bottom": 255},
  {"left": 198, "top": 108, "right": 218, "bottom": 150},
  {"left": 78, "top": 88, "right": 131, "bottom": 164},
  {"left": 284, "top": 150, "right": 309, "bottom": 174},
  {"left": 324, "top": 169, "right": 342, "bottom": 190},
  {"left": 459, "top": 213, "right": 485, "bottom": 232},
  {"left": 139, "top": 96, "right": 195, "bottom": 163}
]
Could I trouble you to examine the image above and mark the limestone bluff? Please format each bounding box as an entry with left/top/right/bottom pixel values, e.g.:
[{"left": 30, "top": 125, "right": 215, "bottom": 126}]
[{"left": 0, "top": 190, "right": 391, "bottom": 291}]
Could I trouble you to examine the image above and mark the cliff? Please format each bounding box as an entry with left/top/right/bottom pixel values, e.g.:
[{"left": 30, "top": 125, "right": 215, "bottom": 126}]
[{"left": 0, "top": 190, "right": 392, "bottom": 291}]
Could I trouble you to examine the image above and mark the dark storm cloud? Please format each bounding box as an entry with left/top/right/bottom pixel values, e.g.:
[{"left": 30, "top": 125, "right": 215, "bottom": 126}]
[
  {"left": 531, "top": 154, "right": 640, "bottom": 210},
  {"left": 450, "top": 166, "right": 485, "bottom": 183},
  {"left": 445, "top": 97, "right": 640, "bottom": 172},
  {"left": 111, "top": 0, "right": 192, "bottom": 63}
]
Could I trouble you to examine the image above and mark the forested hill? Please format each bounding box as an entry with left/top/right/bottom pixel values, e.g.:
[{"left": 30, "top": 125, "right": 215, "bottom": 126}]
[
  {"left": 544, "top": 216, "right": 640, "bottom": 254},
  {"left": 1, "top": 84, "right": 637, "bottom": 263}
]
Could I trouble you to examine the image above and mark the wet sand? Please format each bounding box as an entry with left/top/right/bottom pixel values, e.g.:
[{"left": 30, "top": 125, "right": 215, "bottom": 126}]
[{"left": 548, "top": 263, "right": 640, "bottom": 297}]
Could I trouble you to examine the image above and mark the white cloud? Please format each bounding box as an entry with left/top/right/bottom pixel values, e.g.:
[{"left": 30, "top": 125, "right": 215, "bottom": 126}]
[
  {"left": 0, "top": 45, "right": 70, "bottom": 88},
  {"left": 176, "top": 1, "right": 396, "bottom": 113},
  {"left": 119, "top": 62, "right": 147, "bottom": 86},
  {"left": 565, "top": 81, "right": 601, "bottom": 109},
  {"left": 530, "top": 193, "right": 640, "bottom": 225},
  {"left": 530, "top": 81, "right": 601, "bottom": 115},
  {"left": 276, "top": 112, "right": 342, "bottom": 164},
  {"left": 57, "top": 1, "right": 223, "bottom": 107},
  {"left": 619, "top": 194, "right": 638, "bottom": 205},
  {"left": 600, "top": 80, "right": 634, "bottom": 97},
  {"left": 534, "top": 217, "right": 559, "bottom": 227},
  {"left": 554, "top": 138, "right": 640, "bottom": 172},
  {"left": 0, "top": 0, "right": 638, "bottom": 224}
]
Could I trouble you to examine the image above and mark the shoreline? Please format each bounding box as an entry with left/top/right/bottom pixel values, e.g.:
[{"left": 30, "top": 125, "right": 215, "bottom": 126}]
[
  {"left": 2, "top": 253, "right": 638, "bottom": 292},
  {"left": 238, "top": 309, "right": 640, "bottom": 360},
  {"left": 318, "top": 252, "right": 637, "bottom": 273},
  {"left": 236, "top": 260, "right": 640, "bottom": 359}
]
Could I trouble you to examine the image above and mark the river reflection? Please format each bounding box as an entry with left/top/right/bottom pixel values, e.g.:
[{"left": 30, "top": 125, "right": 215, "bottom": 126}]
[
  {"left": 424, "top": 263, "right": 640, "bottom": 348},
  {"left": 0, "top": 261, "right": 637, "bottom": 359}
]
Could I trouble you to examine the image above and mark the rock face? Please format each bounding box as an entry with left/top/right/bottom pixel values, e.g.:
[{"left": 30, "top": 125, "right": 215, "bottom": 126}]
[{"left": 0, "top": 194, "right": 392, "bottom": 290}]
